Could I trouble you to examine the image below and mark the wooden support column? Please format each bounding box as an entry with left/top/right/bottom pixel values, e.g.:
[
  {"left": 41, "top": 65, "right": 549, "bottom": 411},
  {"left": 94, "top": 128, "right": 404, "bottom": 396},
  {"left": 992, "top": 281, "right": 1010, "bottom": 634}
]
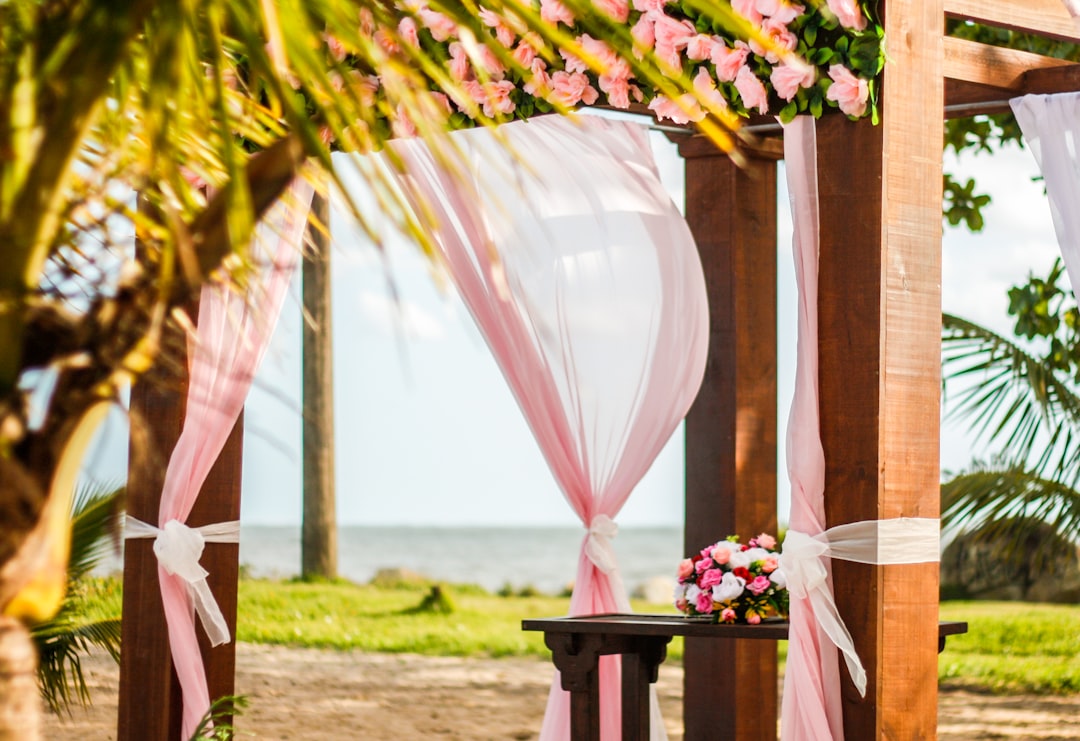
[
  {"left": 815, "top": 0, "right": 943, "bottom": 736},
  {"left": 680, "top": 136, "right": 780, "bottom": 740},
  {"left": 118, "top": 318, "right": 244, "bottom": 739}
]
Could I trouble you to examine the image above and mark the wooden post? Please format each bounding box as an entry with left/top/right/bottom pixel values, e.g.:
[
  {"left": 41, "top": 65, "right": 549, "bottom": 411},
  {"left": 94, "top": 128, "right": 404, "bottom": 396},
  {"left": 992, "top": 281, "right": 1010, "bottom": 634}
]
[
  {"left": 680, "top": 137, "right": 780, "bottom": 740},
  {"left": 815, "top": 0, "right": 944, "bottom": 736},
  {"left": 301, "top": 189, "right": 338, "bottom": 579},
  {"left": 118, "top": 320, "right": 244, "bottom": 739}
]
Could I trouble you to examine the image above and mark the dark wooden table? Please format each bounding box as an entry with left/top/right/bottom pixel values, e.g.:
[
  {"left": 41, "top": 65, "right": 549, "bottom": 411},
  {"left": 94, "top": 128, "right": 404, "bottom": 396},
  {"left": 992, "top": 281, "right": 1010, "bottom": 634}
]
[{"left": 522, "top": 613, "right": 968, "bottom": 741}]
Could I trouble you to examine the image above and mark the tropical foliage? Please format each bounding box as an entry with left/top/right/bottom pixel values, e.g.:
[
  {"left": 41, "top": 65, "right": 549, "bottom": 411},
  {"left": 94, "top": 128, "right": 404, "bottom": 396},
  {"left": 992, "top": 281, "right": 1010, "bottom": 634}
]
[
  {"left": 32, "top": 484, "right": 123, "bottom": 715},
  {"left": 941, "top": 261, "right": 1080, "bottom": 558}
]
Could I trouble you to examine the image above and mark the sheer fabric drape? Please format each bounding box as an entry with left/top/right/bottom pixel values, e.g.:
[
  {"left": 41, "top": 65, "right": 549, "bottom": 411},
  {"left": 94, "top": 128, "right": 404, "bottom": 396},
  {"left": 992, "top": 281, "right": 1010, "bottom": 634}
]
[
  {"left": 126, "top": 178, "right": 314, "bottom": 739},
  {"left": 387, "top": 114, "right": 709, "bottom": 741},
  {"left": 1012, "top": 93, "right": 1080, "bottom": 292}
]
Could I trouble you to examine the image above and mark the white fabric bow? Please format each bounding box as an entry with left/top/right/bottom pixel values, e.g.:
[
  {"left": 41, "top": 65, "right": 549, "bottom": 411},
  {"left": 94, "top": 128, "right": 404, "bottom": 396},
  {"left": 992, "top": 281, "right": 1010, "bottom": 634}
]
[
  {"left": 585, "top": 514, "right": 619, "bottom": 574},
  {"left": 125, "top": 516, "right": 240, "bottom": 647},
  {"left": 779, "top": 517, "right": 941, "bottom": 698}
]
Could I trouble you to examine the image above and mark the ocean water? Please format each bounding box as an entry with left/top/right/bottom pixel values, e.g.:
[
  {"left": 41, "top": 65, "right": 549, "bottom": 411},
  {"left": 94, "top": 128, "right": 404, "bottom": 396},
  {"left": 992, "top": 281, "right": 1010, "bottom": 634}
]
[{"left": 235, "top": 525, "right": 684, "bottom": 595}]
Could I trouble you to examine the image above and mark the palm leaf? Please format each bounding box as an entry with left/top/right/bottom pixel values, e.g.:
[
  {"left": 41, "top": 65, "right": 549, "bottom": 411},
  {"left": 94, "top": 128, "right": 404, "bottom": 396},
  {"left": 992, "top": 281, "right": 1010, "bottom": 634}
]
[
  {"left": 941, "top": 463, "right": 1080, "bottom": 567},
  {"left": 32, "top": 482, "right": 123, "bottom": 715},
  {"left": 942, "top": 312, "right": 1080, "bottom": 489}
]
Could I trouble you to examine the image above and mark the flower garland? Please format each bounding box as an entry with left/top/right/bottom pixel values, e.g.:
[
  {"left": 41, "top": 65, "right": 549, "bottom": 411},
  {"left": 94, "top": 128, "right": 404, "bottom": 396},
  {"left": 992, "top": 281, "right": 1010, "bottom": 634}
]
[{"left": 353, "top": 0, "right": 885, "bottom": 139}]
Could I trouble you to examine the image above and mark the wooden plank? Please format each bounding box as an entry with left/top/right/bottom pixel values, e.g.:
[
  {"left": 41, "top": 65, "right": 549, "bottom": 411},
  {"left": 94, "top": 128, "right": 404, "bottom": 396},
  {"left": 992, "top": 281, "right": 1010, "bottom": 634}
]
[
  {"left": 945, "top": 0, "right": 1080, "bottom": 42},
  {"left": 118, "top": 311, "right": 243, "bottom": 739},
  {"left": 813, "top": 0, "right": 944, "bottom": 736},
  {"left": 943, "top": 38, "right": 1079, "bottom": 116},
  {"left": 944, "top": 36, "right": 1071, "bottom": 91},
  {"left": 679, "top": 139, "right": 779, "bottom": 740}
]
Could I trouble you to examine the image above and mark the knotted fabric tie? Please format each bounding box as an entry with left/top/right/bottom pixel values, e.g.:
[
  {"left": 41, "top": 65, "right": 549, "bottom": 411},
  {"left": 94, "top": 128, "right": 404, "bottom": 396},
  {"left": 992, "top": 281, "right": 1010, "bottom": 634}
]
[
  {"left": 585, "top": 514, "right": 619, "bottom": 574},
  {"left": 124, "top": 517, "right": 240, "bottom": 646},
  {"left": 779, "top": 517, "right": 940, "bottom": 697}
]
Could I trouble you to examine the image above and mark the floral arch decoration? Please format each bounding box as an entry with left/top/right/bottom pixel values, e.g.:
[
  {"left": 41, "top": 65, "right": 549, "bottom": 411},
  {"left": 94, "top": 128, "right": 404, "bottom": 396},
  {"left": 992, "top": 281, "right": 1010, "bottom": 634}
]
[{"left": 323, "top": 0, "right": 885, "bottom": 146}]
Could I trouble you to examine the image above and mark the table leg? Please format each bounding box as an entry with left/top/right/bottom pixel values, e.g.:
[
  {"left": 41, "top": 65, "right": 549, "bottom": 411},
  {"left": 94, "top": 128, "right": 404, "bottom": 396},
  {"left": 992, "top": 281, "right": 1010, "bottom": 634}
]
[
  {"left": 545, "top": 632, "right": 604, "bottom": 741},
  {"left": 620, "top": 637, "right": 670, "bottom": 741}
]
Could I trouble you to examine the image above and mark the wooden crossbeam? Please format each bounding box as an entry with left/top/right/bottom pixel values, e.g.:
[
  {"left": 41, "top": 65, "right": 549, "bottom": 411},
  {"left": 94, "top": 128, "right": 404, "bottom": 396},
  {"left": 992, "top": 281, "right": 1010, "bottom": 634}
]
[
  {"left": 945, "top": 0, "right": 1080, "bottom": 42},
  {"left": 944, "top": 36, "right": 1079, "bottom": 116}
]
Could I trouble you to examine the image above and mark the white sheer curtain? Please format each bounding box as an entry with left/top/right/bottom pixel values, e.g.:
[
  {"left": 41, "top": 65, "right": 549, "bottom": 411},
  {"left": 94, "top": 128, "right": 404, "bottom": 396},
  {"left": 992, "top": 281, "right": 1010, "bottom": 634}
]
[
  {"left": 386, "top": 114, "right": 709, "bottom": 741},
  {"left": 1011, "top": 93, "right": 1080, "bottom": 291}
]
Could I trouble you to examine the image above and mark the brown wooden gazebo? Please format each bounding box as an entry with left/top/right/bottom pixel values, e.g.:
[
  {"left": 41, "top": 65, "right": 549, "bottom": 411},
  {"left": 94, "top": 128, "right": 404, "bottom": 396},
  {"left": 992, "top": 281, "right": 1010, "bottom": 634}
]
[{"left": 117, "top": 0, "right": 1080, "bottom": 738}]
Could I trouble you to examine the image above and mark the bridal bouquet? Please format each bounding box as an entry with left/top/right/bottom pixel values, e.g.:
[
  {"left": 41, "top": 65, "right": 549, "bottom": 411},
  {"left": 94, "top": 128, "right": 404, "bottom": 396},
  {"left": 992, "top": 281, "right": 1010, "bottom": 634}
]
[{"left": 673, "top": 533, "right": 789, "bottom": 624}]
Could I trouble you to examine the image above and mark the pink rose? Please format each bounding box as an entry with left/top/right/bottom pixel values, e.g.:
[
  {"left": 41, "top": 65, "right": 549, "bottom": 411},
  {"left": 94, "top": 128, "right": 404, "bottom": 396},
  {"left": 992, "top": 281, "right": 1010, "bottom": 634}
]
[
  {"left": 761, "top": 556, "right": 779, "bottom": 574},
  {"left": 720, "top": 607, "right": 737, "bottom": 623},
  {"left": 750, "top": 17, "right": 797, "bottom": 63},
  {"left": 710, "top": 545, "right": 732, "bottom": 565},
  {"left": 594, "top": 0, "right": 630, "bottom": 23},
  {"left": 695, "top": 589, "right": 715, "bottom": 614},
  {"left": 398, "top": 17, "right": 420, "bottom": 47},
  {"left": 324, "top": 33, "right": 347, "bottom": 62},
  {"left": 475, "top": 45, "right": 506, "bottom": 78},
  {"left": 418, "top": 8, "right": 457, "bottom": 42},
  {"left": 693, "top": 67, "right": 728, "bottom": 114},
  {"left": 747, "top": 613, "right": 762, "bottom": 625},
  {"left": 695, "top": 556, "right": 712, "bottom": 573},
  {"left": 560, "top": 46, "right": 587, "bottom": 74},
  {"left": 579, "top": 34, "right": 621, "bottom": 72},
  {"left": 482, "top": 80, "right": 516, "bottom": 116},
  {"left": 826, "top": 64, "right": 868, "bottom": 117},
  {"left": 711, "top": 41, "right": 749, "bottom": 82},
  {"left": 448, "top": 42, "right": 471, "bottom": 82},
  {"left": 686, "top": 33, "right": 714, "bottom": 61},
  {"left": 734, "top": 65, "right": 769, "bottom": 114},
  {"left": 541, "top": 0, "right": 575, "bottom": 26},
  {"left": 647, "top": 94, "right": 703, "bottom": 125},
  {"left": 479, "top": 9, "right": 515, "bottom": 47},
  {"left": 513, "top": 40, "right": 537, "bottom": 67},
  {"left": 826, "top": 0, "right": 866, "bottom": 30},
  {"left": 630, "top": 84, "right": 644, "bottom": 103},
  {"left": 522, "top": 58, "right": 551, "bottom": 97},
  {"left": 374, "top": 28, "right": 399, "bottom": 55},
  {"left": 770, "top": 60, "right": 815, "bottom": 100},
  {"left": 633, "top": 0, "right": 667, "bottom": 10},
  {"left": 756, "top": 0, "right": 805, "bottom": 23},
  {"left": 391, "top": 104, "right": 417, "bottom": 138},
  {"left": 550, "top": 70, "right": 598, "bottom": 106},
  {"left": 756, "top": 533, "right": 777, "bottom": 550},
  {"left": 600, "top": 75, "right": 631, "bottom": 109},
  {"left": 731, "top": 0, "right": 763, "bottom": 24},
  {"left": 677, "top": 558, "right": 695, "bottom": 580},
  {"left": 747, "top": 575, "right": 772, "bottom": 595},
  {"left": 631, "top": 13, "right": 656, "bottom": 54},
  {"left": 699, "top": 568, "right": 723, "bottom": 590},
  {"left": 654, "top": 15, "right": 696, "bottom": 72}
]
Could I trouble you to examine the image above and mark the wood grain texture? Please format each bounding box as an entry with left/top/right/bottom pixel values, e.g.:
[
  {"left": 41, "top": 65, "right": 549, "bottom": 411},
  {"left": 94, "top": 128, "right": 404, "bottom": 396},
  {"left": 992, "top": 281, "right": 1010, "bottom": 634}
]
[
  {"left": 119, "top": 318, "right": 243, "bottom": 739},
  {"left": 945, "top": 0, "right": 1080, "bottom": 42},
  {"left": 815, "top": 0, "right": 944, "bottom": 736},
  {"left": 944, "top": 37, "right": 1072, "bottom": 90},
  {"left": 680, "top": 144, "right": 779, "bottom": 740}
]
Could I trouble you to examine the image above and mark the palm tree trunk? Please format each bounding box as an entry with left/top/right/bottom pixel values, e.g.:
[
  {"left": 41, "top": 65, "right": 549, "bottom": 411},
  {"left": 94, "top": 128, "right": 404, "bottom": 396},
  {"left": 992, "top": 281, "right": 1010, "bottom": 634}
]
[{"left": 0, "top": 615, "right": 40, "bottom": 740}]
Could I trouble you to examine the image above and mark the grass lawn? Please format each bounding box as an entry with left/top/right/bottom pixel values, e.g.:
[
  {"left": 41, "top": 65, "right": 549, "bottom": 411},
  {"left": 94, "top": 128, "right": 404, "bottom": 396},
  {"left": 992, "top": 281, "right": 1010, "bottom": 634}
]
[{"left": 82, "top": 576, "right": 1079, "bottom": 694}]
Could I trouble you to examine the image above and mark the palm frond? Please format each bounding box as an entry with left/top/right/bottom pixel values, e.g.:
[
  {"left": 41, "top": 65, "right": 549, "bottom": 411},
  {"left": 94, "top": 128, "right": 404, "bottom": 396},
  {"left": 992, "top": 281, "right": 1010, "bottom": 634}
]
[
  {"left": 942, "top": 312, "right": 1080, "bottom": 489},
  {"left": 941, "top": 463, "right": 1080, "bottom": 564}
]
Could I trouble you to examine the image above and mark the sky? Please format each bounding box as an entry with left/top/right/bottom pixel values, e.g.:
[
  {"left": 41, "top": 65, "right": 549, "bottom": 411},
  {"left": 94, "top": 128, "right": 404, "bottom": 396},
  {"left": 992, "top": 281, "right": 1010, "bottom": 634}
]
[{"left": 80, "top": 125, "right": 1065, "bottom": 528}]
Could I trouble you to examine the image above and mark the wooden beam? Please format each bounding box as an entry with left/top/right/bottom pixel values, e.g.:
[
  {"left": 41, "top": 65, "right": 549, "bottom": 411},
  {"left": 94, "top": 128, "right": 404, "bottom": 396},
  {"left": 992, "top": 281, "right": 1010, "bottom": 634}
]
[
  {"left": 118, "top": 315, "right": 243, "bottom": 740},
  {"left": 814, "top": 0, "right": 943, "bottom": 737},
  {"left": 680, "top": 137, "right": 779, "bottom": 741},
  {"left": 944, "top": 36, "right": 1072, "bottom": 92},
  {"left": 945, "top": 0, "right": 1080, "bottom": 42},
  {"left": 943, "top": 37, "right": 1079, "bottom": 116}
]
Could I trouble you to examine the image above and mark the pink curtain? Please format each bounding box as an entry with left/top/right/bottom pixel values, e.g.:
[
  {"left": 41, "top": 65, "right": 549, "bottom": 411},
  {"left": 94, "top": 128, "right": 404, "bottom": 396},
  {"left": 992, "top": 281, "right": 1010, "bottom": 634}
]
[
  {"left": 127, "top": 177, "right": 314, "bottom": 739},
  {"left": 780, "top": 116, "right": 844, "bottom": 740},
  {"left": 388, "top": 114, "right": 709, "bottom": 741}
]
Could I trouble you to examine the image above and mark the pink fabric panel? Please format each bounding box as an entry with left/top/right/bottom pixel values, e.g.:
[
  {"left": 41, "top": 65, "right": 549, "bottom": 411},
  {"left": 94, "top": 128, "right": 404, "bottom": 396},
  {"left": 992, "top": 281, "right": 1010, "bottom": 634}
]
[
  {"left": 156, "top": 179, "right": 315, "bottom": 739},
  {"left": 780, "top": 116, "right": 843, "bottom": 740},
  {"left": 389, "top": 114, "right": 708, "bottom": 741}
]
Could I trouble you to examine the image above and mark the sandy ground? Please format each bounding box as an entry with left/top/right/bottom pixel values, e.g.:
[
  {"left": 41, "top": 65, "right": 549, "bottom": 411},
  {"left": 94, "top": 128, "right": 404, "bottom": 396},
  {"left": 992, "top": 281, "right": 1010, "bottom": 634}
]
[{"left": 44, "top": 644, "right": 1080, "bottom": 740}]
